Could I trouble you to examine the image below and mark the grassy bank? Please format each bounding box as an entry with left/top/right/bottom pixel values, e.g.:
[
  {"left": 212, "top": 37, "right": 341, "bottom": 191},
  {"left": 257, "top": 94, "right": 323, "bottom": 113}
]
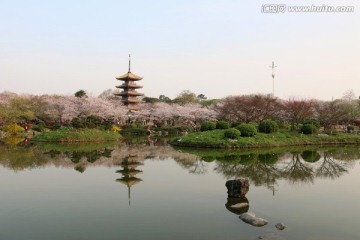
[
  {"left": 32, "top": 128, "right": 120, "bottom": 142},
  {"left": 170, "top": 129, "right": 360, "bottom": 149}
]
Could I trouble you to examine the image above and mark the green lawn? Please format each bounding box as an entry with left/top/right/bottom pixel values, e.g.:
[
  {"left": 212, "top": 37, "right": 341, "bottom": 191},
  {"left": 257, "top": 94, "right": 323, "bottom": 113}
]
[
  {"left": 170, "top": 129, "right": 360, "bottom": 149},
  {"left": 32, "top": 128, "right": 120, "bottom": 142}
]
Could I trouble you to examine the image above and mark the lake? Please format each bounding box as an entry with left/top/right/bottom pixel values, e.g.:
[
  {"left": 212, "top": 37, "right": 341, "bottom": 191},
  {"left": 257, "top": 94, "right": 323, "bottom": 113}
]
[{"left": 0, "top": 140, "right": 359, "bottom": 240}]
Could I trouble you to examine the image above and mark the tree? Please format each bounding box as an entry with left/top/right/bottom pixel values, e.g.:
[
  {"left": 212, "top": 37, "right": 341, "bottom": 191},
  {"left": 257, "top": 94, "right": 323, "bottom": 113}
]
[
  {"left": 215, "top": 94, "right": 279, "bottom": 123},
  {"left": 5, "top": 97, "right": 35, "bottom": 123},
  {"left": 314, "top": 100, "right": 347, "bottom": 130},
  {"left": 197, "top": 94, "right": 207, "bottom": 100},
  {"left": 159, "top": 95, "right": 172, "bottom": 103},
  {"left": 98, "top": 89, "right": 120, "bottom": 100},
  {"left": 173, "top": 90, "right": 198, "bottom": 105},
  {"left": 143, "top": 96, "right": 160, "bottom": 103},
  {"left": 340, "top": 90, "right": 360, "bottom": 125},
  {"left": 75, "top": 90, "right": 87, "bottom": 98},
  {"left": 281, "top": 99, "right": 315, "bottom": 128}
]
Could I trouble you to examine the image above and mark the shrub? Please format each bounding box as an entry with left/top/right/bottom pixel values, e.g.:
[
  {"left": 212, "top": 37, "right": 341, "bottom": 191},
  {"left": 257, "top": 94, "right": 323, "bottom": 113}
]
[
  {"left": 201, "top": 121, "right": 216, "bottom": 131},
  {"left": 302, "top": 119, "right": 320, "bottom": 129},
  {"left": 258, "top": 120, "right": 278, "bottom": 133},
  {"left": 224, "top": 128, "right": 241, "bottom": 139},
  {"left": 121, "top": 127, "right": 149, "bottom": 136},
  {"left": 111, "top": 125, "right": 121, "bottom": 132},
  {"left": 300, "top": 124, "right": 318, "bottom": 134},
  {"left": 32, "top": 122, "right": 46, "bottom": 132},
  {"left": 347, "top": 125, "right": 355, "bottom": 133},
  {"left": 85, "top": 115, "right": 102, "bottom": 128},
  {"left": 5, "top": 123, "right": 25, "bottom": 135},
  {"left": 236, "top": 123, "right": 257, "bottom": 137},
  {"left": 216, "top": 120, "right": 230, "bottom": 129},
  {"left": 71, "top": 117, "right": 85, "bottom": 129}
]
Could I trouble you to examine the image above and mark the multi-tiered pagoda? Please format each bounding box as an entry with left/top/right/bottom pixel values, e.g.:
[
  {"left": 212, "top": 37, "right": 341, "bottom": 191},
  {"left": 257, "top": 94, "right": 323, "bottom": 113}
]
[
  {"left": 115, "top": 55, "right": 144, "bottom": 111},
  {"left": 116, "top": 155, "right": 143, "bottom": 206}
]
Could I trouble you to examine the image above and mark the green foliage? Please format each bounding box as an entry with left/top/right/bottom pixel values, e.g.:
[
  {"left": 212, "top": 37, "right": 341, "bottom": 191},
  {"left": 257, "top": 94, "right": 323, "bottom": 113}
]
[
  {"left": 71, "top": 117, "right": 85, "bottom": 129},
  {"left": 85, "top": 115, "right": 102, "bottom": 129},
  {"left": 258, "top": 120, "right": 279, "bottom": 133},
  {"left": 121, "top": 127, "right": 149, "bottom": 136},
  {"left": 143, "top": 97, "right": 160, "bottom": 103},
  {"left": 5, "top": 123, "right": 25, "bottom": 135},
  {"left": 2, "top": 97, "right": 35, "bottom": 124},
  {"left": 216, "top": 120, "right": 230, "bottom": 129},
  {"left": 301, "top": 151, "right": 321, "bottom": 162},
  {"left": 32, "top": 128, "right": 119, "bottom": 142},
  {"left": 32, "top": 122, "right": 46, "bottom": 132},
  {"left": 173, "top": 90, "right": 198, "bottom": 105},
  {"left": 74, "top": 90, "right": 87, "bottom": 98},
  {"left": 301, "top": 124, "right": 318, "bottom": 134},
  {"left": 236, "top": 123, "right": 257, "bottom": 137},
  {"left": 200, "top": 99, "right": 218, "bottom": 107},
  {"left": 347, "top": 125, "right": 355, "bottom": 133},
  {"left": 224, "top": 128, "right": 241, "bottom": 139},
  {"left": 258, "top": 153, "right": 279, "bottom": 164},
  {"left": 201, "top": 121, "right": 216, "bottom": 131},
  {"left": 302, "top": 119, "right": 320, "bottom": 129},
  {"left": 111, "top": 125, "right": 121, "bottom": 132},
  {"left": 159, "top": 95, "right": 172, "bottom": 103},
  {"left": 154, "top": 126, "right": 180, "bottom": 135}
]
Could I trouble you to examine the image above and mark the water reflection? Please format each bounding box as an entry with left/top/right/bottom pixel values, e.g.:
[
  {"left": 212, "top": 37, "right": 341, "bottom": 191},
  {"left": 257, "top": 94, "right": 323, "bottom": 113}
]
[
  {"left": 116, "top": 155, "right": 143, "bottom": 206},
  {"left": 0, "top": 141, "right": 359, "bottom": 188},
  {"left": 175, "top": 147, "right": 359, "bottom": 192}
]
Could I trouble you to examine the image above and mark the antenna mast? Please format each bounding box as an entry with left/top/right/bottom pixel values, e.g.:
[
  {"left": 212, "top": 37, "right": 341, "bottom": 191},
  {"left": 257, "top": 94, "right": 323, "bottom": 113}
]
[{"left": 269, "top": 61, "right": 277, "bottom": 97}]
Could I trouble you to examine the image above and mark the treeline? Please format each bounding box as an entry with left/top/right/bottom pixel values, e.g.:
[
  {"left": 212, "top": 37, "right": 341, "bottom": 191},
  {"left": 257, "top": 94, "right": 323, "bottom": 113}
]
[{"left": 0, "top": 89, "right": 359, "bottom": 134}]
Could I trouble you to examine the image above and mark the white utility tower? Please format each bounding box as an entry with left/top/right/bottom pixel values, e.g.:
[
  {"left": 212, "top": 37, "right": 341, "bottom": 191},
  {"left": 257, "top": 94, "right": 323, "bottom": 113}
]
[{"left": 269, "top": 61, "right": 277, "bottom": 97}]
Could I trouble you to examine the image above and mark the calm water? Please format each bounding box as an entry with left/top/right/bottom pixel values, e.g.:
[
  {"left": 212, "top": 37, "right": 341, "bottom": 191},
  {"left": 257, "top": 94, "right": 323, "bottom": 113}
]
[{"left": 0, "top": 141, "right": 360, "bottom": 240}]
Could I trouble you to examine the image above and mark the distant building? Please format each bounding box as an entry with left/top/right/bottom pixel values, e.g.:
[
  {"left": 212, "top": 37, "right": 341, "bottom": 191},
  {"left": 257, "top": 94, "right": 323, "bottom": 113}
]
[{"left": 115, "top": 55, "right": 144, "bottom": 111}]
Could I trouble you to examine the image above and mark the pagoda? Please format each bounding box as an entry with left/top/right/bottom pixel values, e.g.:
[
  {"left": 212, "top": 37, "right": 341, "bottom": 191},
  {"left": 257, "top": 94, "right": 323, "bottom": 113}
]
[
  {"left": 115, "top": 55, "right": 144, "bottom": 111},
  {"left": 116, "top": 154, "right": 143, "bottom": 206}
]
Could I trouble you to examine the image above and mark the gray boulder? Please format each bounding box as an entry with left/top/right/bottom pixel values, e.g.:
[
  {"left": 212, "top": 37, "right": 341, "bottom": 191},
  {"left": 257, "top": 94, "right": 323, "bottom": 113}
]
[
  {"left": 239, "top": 212, "right": 268, "bottom": 227},
  {"left": 225, "top": 179, "right": 249, "bottom": 198}
]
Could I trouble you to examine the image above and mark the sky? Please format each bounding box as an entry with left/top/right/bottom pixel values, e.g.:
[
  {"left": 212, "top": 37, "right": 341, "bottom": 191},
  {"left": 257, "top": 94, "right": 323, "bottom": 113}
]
[{"left": 0, "top": 0, "right": 359, "bottom": 100}]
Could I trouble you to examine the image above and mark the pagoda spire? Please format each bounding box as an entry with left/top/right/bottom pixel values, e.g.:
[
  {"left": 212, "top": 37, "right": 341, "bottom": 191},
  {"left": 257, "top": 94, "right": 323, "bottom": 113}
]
[{"left": 128, "top": 54, "right": 131, "bottom": 73}]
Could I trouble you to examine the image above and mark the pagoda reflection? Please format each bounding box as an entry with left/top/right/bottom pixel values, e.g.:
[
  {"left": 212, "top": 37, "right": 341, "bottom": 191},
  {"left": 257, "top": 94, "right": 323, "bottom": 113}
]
[{"left": 116, "top": 154, "right": 143, "bottom": 206}]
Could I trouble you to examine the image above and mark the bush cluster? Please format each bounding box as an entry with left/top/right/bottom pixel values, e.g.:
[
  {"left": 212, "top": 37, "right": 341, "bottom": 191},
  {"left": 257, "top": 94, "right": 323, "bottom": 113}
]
[
  {"left": 258, "top": 120, "right": 278, "bottom": 133},
  {"left": 216, "top": 121, "right": 229, "bottom": 129},
  {"left": 5, "top": 124, "right": 25, "bottom": 135},
  {"left": 224, "top": 128, "right": 241, "bottom": 139},
  {"left": 70, "top": 116, "right": 113, "bottom": 130},
  {"left": 236, "top": 123, "right": 257, "bottom": 137},
  {"left": 300, "top": 124, "right": 318, "bottom": 134},
  {"left": 201, "top": 121, "right": 216, "bottom": 131}
]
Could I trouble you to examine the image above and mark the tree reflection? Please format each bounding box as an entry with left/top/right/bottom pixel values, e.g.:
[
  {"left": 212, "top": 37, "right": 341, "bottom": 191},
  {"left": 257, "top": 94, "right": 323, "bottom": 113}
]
[
  {"left": 282, "top": 153, "right": 314, "bottom": 184},
  {"left": 207, "top": 148, "right": 360, "bottom": 189},
  {"left": 316, "top": 151, "right": 349, "bottom": 179},
  {"left": 214, "top": 155, "right": 282, "bottom": 191}
]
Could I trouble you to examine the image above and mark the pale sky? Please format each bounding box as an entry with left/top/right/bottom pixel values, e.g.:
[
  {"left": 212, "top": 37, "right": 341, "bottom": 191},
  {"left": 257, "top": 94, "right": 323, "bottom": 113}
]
[{"left": 1, "top": 0, "right": 359, "bottom": 100}]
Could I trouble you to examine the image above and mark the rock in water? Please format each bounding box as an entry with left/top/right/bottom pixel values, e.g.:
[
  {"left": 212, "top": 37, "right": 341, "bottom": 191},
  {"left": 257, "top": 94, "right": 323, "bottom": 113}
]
[
  {"left": 230, "top": 203, "right": 249, "bottom": 209},
  {"left": 275, "top": 223, "right": 286, "bottom": 230},
  {"left": 225, "top": 179, "right": 249, "bottom": 198},
  {"left": 225, "top": 197, "right": 249, "bottom": 215},
  {"left": 239, "top": 212, "right": 268, "bottom": 227}
]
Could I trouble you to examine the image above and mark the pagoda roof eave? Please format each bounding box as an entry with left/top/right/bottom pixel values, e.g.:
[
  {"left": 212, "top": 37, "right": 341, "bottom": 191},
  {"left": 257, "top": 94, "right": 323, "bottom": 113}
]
[
  {"left": 116, "top": 84, "right": 143, "bottom": 89},
  {"left": 116, "top": 72, "right": 143, "bottom": 81}
]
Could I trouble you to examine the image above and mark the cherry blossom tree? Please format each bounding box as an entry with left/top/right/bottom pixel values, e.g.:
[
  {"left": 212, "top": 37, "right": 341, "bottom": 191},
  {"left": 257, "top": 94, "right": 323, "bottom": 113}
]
[
  {"left": 215, "top": 94, "right": 279, "bottom": 123},
  {"left": 281, "top": 98, "right": 315, "bottom": 127}
]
